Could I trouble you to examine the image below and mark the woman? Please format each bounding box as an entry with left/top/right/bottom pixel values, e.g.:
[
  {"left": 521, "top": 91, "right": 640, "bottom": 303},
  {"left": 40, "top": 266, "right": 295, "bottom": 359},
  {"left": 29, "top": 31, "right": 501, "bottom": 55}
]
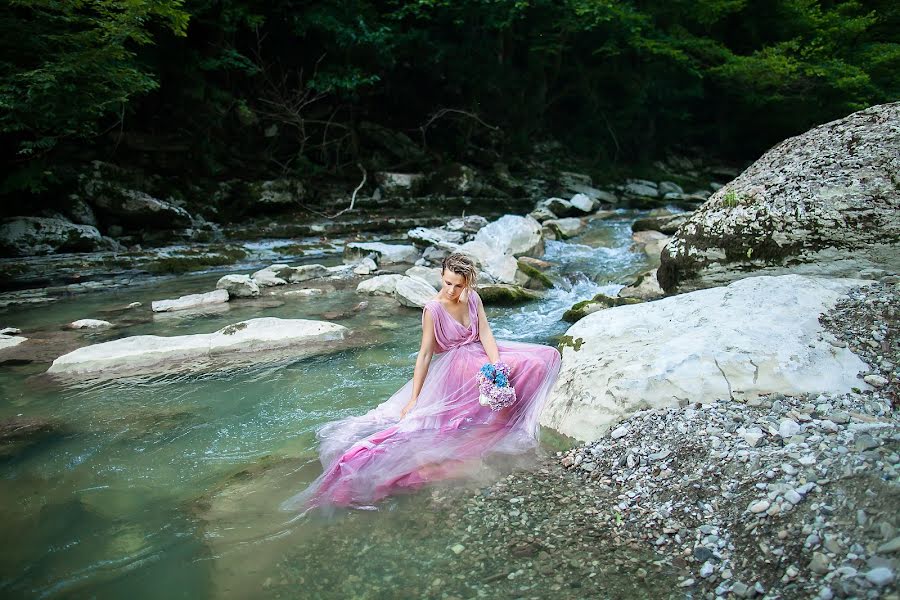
[{"left": 281, "top": 252, "right": 561, "bottom": 513}]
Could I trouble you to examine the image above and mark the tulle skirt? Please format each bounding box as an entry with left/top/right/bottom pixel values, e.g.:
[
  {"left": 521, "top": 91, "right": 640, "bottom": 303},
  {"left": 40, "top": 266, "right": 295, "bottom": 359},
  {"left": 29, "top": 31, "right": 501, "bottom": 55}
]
[{"left": 281, "top": 339, "right": 561, "bottom": 513}]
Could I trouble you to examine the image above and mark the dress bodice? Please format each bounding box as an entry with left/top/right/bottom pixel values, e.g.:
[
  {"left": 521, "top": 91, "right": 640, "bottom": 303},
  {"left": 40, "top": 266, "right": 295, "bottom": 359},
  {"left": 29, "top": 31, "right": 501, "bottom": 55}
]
[{"left": 423, "top": 289, "right": 481, "bottom": 353}]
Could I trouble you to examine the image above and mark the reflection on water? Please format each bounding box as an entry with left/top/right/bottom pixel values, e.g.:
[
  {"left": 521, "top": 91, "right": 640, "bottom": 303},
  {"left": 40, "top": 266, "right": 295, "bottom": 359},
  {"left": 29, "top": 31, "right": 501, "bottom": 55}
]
[{"left": 0, "top": 212, "right": 664, "bottom": 598}]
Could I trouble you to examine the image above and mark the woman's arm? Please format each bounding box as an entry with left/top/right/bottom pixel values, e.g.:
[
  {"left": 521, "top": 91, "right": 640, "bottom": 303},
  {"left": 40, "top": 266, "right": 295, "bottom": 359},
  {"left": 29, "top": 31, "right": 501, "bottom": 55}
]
[
  {"left": 475, "top": 292, "right": 501, "bottom": 364},
  {"left": 401, "top": 307, "right": 436, "bottom": 418}
]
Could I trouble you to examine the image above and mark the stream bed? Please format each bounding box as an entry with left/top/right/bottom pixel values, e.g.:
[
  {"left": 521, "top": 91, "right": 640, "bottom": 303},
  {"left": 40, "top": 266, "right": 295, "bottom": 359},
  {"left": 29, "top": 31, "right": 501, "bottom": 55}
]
[{"left": 0, "top": 211, "right": 684, "bottom": 599}]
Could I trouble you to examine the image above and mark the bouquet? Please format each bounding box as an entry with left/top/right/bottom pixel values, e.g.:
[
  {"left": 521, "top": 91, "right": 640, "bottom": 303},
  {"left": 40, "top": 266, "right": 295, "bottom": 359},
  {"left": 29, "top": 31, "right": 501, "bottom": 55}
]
[{"left": 476, "top": 361, "right": 516, "bottom": 411}]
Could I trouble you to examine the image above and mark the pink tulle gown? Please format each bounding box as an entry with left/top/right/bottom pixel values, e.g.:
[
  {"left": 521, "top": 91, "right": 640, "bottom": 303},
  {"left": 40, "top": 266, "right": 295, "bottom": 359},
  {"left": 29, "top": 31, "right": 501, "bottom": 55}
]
[{"left": 281, "top": 289, "right": 561, "bottom": 513}]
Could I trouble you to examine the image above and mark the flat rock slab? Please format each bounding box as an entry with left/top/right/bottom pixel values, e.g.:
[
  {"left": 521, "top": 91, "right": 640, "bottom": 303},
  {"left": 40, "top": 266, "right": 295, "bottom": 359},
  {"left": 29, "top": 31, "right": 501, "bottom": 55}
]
[
  {"left": 46, "top": 317, "right": 348, "bottom": 378},
  {"left": 541, "top": 275, "right": 873, "bottom": 442},
  {"left": 151, "top": 289, "right": 229, "bottom": 312}
]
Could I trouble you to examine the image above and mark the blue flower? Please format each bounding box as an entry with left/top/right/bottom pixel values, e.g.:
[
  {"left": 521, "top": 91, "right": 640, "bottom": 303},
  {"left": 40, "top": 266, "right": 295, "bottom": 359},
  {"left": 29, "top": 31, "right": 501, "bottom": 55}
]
[{"left": 495, "top": 373, "right": 508, "bottom": 387}]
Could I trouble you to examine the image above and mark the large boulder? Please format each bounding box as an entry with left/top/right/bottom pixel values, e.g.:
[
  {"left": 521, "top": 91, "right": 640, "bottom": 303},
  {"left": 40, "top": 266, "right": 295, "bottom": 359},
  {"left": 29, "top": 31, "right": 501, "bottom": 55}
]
[
  {"left": 405, "top": 266, "right": 442, "bottom": 290},
  {"left": 632, "top": 212, "right": 693, "bottom": 235},
  {"left": 344, "top": 242, "right": 420, "bottom": 265},
  {"left": 0, "top": 217, "right": 104, "bottom": 256},
  {"left": 659, "top": 102, "right": 900, "bottom": 293},
  {"left": 46, "top": 318, "right": 349, "bottom": 377},
  {"left": 541, "top": 275, "right": 872, "bottom": 442},
  {"left": 245, "top": 179, "right": 306, "bottom": 212},
  {"left": 458, "top": 240, "right": 518, "bottom": 284},
  {"left": 473, "top": 214, "right": 544, "bottom": 258}
]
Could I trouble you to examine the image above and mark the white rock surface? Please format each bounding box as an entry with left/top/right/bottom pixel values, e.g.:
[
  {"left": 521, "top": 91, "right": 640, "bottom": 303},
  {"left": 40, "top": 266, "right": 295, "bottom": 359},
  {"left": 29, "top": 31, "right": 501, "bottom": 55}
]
[
  {"left": 0, "top": 217, "right": 104, "bottom": 256},
  {"left": 405, "top": 266, "right": 441, "bottom": 290},
  {"left": 548, "top": 217, "right": 587, "bottom": 238},
  {"left": 541, "top": 275, "right": 874, "bottom": 442},
  {"left": 395, "top": 276, "right": 437, "bottom": 308},
  {"left": 458, "top": 240, "right": 518, "bottom": 284},
  {"left": 407, "top": 227, "right": 464, "bottom": 246},
  {"left": 473, "top": 215, "right": 543, "bottom": 258},
  {"left": 353, "top": 257, "right": 377, "bottom": 275},
  {"left": 47, "top": 318, "right": 348, "bottom": 377},
  {"left": 251, "top": 265, "right": 289, "bottom": 287},
  {"left": 0, "top": 334, "right": 27, "bottom": 351},
  {"left": 69, "top": 319, "right": 113, "bottom": 328},
  {"left": 345, "top": 242, "right": 420, "bottom": 265},
  {"left": 569, "top": 193, "right": 595, "bottom": 213},
  {"left": 216, "top": 274, "right": 260, "bottom": 298},
  {"left": 151, "top": 289, "right": 229, "bottom": 313},
  {"left": 618, "top": 268, "right": 665, "bottom": 300},
  {"left": 356, "top": 274, "right": 406, "bottom": 296}
]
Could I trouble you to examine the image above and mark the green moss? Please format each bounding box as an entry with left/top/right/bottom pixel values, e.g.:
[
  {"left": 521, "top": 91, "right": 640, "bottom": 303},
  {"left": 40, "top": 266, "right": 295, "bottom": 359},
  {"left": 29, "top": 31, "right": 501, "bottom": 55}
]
[
  {"left": 477, "top": 284, "right": 541, "bottom": 305},
  {"left": 144, "top": 247, "right": 247, "bottom": 274},
  {"left": 557, "top": 335, "right": 585, "bottom": 352},
  {"left": 516, "top": 260, "right": 554, "bottom": 289},
  {"left": 562, "top": 293, "right": 642, "bottom": 322}
]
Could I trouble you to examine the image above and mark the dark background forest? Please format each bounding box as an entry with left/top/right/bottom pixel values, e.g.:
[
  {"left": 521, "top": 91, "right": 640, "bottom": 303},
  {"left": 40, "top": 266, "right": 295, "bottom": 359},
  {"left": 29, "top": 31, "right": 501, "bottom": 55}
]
[{"left": 2, "top": 0, "right": 898, "bottom": 215}]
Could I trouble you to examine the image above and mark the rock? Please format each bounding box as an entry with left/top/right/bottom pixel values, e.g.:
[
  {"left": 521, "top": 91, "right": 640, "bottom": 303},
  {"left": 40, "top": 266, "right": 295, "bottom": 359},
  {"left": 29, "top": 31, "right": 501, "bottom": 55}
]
[
  {"left": 246, "top": 179, "right": 306, "bottom": 211},
  {"left": 407, "top": 227, "right": 465, "bottom": 247},
  {"left": 68, "top": 319, "right": 113, "bottom": 328},
  {"left": 0, "top": 417, "right": 61, "bottom": 459},
  {"left": 536, "top": 197, "right": 584, "bottom": 218},
  {"left": 0, "top": 217, "right": 104, "bottom": 256},
  {"left": 808, "top": 552, "right": 830, "bottom": 574},
  {"left": 853, "top": 433, "right": 880, "bottom": 451},
  {"left": 284, "top": 264, "right": 329, "bottom": 282},
  {"left": 659, "top": 103, "right": 900, "bottom": 293},
  {"left": 877, "top": 536, "right": 900, "bottom": 554},
  {"left": 562, "top": 294, "right": 642, "bottom": 323},
  {"left": 623, "top": 180, "right": 659, "bottom": 198},
  {"left": 618, "top": 268, "right": 665, "bottom": 301},
  {"left": 216, "top": 274, "right": 260, "bottom": 299},
  {"left": 251, "top": 266, "right": 289, "bottom": 287},
  {"left": 82, "top": 171, "right": 193, "bottom": 227},
  {"left": 739, "top": 427, "right": 765, "bottom": 447},
  {"left": 446, "top": 215, "right": 489, "bottom": 233},
  {"left": 863, "top": 373, "right": 888, "bottom": 388},
  {"left": 864, "top": 567, "right": 894, "bottom": 587},
  {"left": 541, "top": 275, "right": 872, "bottom": 442},
  {"left": 779, "top": 419, "right": 801, "bottom": 438},
  {"left": 658, "top": 181, "right": 684, "bottom": 195},
  {"left": 515, "top": 260, "right": 554, "bottom": 290},
  {"left": 46, "top": 318, "right": 348, "bottom": 377},
  {"left": 405, "top": 266, "right": 441, "bottom": 290},
  {"left": 458, "top": 241, "right": 518, "bottom": 284},
  {"left": 358, "top": 122, "right": 426, "bottom": 163},
  {"left": 65, "top": 196, "right": 98, "bottom": 227},
  {"left": 427, "top": 163, "right": 483, "bottom": 196},
  {"left": 353, "top": 257, "right": 378, "bottom": 275},
  {"left": 632, "top": 212, "right": 692, "bottom": 235},
  {"left": 543, "top": 218, "right": 586, "bottom": 239},
  {"left": 476, "top": 284, "right": 542, "bottom": 306},
  {"left": 356, "top": 274, "right": 406, "bottom": 296},
  {"left": 610, "top": 425, "right": 629, "bottom": 439},
  {"left": 151, "top": 289, "right": 229, "bottom": 313},
  {"left": 569, "top": 193, "right": 595, "bottom": 213},
  {"left": 473, "top": 215, "right": 544, "bottom": 258},
  {"left": 344, "top": 242, "right": 420, "bottom": 265},
  {"left": 375, "top": 172, "right": 425, "bottom": 195},
  {"left": 529, "top": 207, "right": 558, "bottom": 222},
  {"left": 0, "top": 334, "right": 27, "bottom": 351},
  {"left": 749, "top": 500, "right": 770, "bottom": 514},
  {"left": 0, "top": 327, "right": 21, "bottom": 335},
  {"left": 632, "top": 230, "right": 671, "bottom": 260},
  {"left": 395, "top": 277, "right": 437, "bottom": 308}
]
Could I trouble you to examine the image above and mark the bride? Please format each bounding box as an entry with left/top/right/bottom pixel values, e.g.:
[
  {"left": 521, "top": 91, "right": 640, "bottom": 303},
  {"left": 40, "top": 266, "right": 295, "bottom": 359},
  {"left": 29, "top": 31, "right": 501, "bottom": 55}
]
[{"left": 281, "top": 252, "right": 562, "bottom": 513}]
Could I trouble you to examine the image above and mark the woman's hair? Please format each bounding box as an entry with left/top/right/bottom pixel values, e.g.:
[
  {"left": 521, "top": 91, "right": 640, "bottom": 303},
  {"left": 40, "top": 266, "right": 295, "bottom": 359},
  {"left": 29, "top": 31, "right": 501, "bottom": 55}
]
[{"left": 441, "top": 252, "right": 478, "bottom": 289}]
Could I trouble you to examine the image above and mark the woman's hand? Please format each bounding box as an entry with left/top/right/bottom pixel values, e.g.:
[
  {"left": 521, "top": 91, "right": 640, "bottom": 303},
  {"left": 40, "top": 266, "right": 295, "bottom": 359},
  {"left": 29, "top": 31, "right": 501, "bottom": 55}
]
[{"left": 400, "top": 399, "right": 416, "bottom": 419}]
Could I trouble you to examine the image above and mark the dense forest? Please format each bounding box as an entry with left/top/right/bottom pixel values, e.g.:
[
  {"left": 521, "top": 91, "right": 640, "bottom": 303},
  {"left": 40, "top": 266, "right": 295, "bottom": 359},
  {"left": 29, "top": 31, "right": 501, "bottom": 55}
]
[{"left": 2, "top": 0, "right": 898, "bottom": 212}]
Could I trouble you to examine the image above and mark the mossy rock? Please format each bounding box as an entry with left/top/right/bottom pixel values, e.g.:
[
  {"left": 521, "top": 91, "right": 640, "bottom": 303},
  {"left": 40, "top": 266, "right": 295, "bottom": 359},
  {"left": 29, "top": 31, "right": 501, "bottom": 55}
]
[
  {"left": 562, "top": 293, "right": 643, "bottom": 323},
  {"left": 515, "top": 260, "right": 554, "bottom": 290},
  {"left": 477, "top": 284, "right": 542, "bottom": 305}
]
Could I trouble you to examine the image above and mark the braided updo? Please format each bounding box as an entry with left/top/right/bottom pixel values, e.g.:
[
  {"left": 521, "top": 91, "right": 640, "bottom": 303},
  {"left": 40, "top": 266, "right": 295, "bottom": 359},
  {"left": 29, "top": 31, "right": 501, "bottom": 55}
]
[{"left": 441, "top": 252, "right": 478, "bottom": 290}]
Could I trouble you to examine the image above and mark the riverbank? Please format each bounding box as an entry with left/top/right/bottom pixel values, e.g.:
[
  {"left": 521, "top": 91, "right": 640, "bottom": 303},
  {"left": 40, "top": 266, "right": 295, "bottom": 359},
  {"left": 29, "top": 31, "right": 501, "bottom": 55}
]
[{"left": 343, "top": 281, "right": 895, "bottom": 600}]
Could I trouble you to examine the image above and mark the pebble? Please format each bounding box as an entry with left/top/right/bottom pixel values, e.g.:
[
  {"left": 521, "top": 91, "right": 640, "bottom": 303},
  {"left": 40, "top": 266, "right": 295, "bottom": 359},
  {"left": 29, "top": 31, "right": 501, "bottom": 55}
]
[{"left": 865, "top": 567, "right": 895, "bottom": 587}]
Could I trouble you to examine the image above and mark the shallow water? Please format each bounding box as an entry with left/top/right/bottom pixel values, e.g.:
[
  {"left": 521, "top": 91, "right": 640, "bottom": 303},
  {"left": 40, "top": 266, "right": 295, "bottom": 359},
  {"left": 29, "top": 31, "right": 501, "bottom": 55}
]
[{"left": 0, "top": 211, "right": 677, "bottom": 599}]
